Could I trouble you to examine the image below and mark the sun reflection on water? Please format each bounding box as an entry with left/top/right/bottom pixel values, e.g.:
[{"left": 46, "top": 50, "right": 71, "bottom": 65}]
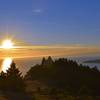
[{"left": 1, "top": 57, "right": 13, "bottom": 73}]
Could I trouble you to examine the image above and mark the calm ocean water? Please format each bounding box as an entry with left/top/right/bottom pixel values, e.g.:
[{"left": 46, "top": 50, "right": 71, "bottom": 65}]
[{"left": 0, "top": 55, "right": 100, "bottom": 76}]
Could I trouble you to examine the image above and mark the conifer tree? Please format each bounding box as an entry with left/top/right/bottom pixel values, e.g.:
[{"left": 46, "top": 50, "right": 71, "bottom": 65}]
[
  {"left": 6, "top": 61, "right": 25, "bottom": 91},
  {"left": 41, "top": 57, "right": 46, "bottom": 66}
]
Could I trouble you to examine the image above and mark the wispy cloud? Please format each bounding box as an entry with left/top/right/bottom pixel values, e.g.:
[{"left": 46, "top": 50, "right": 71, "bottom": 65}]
[{"left": 32, "top": 9, "right": 43, "bottom": 14}]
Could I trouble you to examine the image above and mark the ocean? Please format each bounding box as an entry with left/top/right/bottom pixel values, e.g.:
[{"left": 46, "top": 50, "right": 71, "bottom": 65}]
[{"left": 0, "top": 55, "right": 100, "bottom": 76}]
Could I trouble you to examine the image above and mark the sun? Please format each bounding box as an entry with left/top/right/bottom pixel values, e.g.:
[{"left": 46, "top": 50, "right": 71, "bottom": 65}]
[{"left": 2, "top": 40, "right": 14, "bottom": 49}]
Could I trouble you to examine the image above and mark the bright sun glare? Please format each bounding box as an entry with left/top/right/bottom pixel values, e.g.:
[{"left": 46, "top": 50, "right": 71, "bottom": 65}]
[
  {"left": 2, "top": 57, "right": 12, "bottom": 73},
  {"left": 2, "top": 40, "right": 13, "bottom": 49}
]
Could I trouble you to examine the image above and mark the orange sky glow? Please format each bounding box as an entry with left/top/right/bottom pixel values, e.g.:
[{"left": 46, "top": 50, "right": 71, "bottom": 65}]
[{"left": 0, "top": 45, "right": 100, "bottom": 59}]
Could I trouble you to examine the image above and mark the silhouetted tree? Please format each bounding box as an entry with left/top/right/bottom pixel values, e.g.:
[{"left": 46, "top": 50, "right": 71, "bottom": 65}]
[
  {"left": 47, "top": 56, "right": 53, "bottom": 65},
  {"left": 0, "top": 71, "right": 6, "bottom": 90},
  {"left": 5, "top": 61, "right": 25, "bottom": 92},
  {"left": 41, "top": 57, "right": 46, "bottom": 66},
  {"left": 41, "top": 56, "right": 53, "bottom": 67}
]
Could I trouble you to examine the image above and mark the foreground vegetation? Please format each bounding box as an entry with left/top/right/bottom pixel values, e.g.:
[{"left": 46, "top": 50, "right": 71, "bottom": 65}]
[
  {"left": 0, "top": 61, "right": 31, "bottom": 100},
  {"left": 0, "top": 56, "right": 100, "bottom": 99}
]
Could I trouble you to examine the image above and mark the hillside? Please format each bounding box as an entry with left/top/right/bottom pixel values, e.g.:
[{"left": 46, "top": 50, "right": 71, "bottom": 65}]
[{"left": 25, "top": 56, "right": 100, "bottom": 96}]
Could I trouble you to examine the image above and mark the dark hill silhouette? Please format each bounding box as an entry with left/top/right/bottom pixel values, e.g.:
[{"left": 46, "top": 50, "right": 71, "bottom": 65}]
[{"left": 25, "top": 56, "right": 100, "bottom": 96}]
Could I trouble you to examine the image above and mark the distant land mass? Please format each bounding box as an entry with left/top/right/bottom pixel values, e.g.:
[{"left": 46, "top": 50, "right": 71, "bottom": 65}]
[{"left": 84, "top": 59, "right": 100, "bottom": 63}]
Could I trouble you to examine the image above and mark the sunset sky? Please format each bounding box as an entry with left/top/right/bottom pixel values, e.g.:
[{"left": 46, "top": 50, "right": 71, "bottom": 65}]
[{"left": 0, "top": 0, "right": 100, "bottom": 57}]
